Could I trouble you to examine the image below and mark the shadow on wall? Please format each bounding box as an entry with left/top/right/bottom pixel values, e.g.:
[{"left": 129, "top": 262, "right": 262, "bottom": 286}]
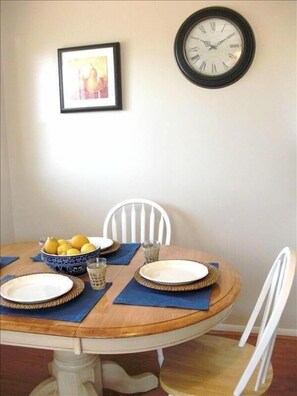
[{"left": 165, "top": 204, "right": 199, "bottom": 249}]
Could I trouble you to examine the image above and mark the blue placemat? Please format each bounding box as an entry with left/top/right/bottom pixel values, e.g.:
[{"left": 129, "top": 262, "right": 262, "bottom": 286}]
[
  {"left": 113, "top": 279, "right": 212, "bottom": 310},
  {"left": 106, "top": 243, "right": 141, "bottom": 265},
  {"left": 0, "top": 281, "right": 112, "bottom": 323},
  {"left": 30, "top": 252, "right": 43, "bottom": 262},
  {"left": 0, "top": 257, "right": 20, "bottom": 268},
  {"left": 114, "top": 263, "right": 219, "bottom": 310}
]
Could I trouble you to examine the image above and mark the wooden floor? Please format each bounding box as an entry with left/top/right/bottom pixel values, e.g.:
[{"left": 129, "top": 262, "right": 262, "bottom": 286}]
[{"left": 0, "top": 333, "right": 296, "bottom": 395}]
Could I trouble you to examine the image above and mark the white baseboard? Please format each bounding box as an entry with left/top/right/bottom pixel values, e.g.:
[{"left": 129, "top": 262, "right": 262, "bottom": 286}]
[{"left": 213, "top": 323, "right": 297, "bottom": 337}]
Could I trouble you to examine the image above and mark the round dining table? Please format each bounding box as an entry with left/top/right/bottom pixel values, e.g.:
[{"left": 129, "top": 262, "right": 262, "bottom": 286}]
[{"left": 0, "top": 241, "right": 241, "bottom": 396}]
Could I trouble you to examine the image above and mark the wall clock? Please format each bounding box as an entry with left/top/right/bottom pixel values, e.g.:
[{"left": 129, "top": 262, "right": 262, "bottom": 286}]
[{"left": 174, "top": 6, "right": 255, "bottom": 88}]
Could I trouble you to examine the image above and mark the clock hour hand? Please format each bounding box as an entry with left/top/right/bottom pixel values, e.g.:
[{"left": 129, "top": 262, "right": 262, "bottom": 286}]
[
  {"left": 209, "top": 32, "right": 236, "bottom": 50},
  {"left": 190, "top": 36, "right": 211, "bottom": 47}
]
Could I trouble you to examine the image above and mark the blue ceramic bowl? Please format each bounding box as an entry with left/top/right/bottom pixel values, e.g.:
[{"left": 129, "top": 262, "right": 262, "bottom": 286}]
[{"left": 41, "top": 246, "right": 101, "bottom": 276}]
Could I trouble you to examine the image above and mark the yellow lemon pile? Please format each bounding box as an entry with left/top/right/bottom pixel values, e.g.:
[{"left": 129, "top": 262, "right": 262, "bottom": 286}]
[{"left": 43, "top": 235, "right": 96, "bottom": 256}]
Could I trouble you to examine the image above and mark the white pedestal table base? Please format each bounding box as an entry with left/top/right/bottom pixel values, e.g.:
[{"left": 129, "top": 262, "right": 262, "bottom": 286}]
[{"left": 30, "top": 351, "right": 158, "bottom": 396}]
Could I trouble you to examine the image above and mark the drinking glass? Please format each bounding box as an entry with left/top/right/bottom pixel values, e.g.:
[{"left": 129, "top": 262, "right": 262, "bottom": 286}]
[
  {"left": 86, "top": 257, "right": 107, "bottom": 290},
  {"left": 142, "top": 240, "right": 160, "bottom": 264}
]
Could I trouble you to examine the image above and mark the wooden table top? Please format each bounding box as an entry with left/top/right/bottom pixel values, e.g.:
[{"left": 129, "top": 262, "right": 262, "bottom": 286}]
[{"left": 0, "top": 242, "right": 241, "bottom": 344}]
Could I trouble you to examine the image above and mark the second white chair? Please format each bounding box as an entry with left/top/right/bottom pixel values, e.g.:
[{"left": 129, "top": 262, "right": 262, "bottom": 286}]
[{"left": 160, "top": 247, "right": 296, "bottom": 395}]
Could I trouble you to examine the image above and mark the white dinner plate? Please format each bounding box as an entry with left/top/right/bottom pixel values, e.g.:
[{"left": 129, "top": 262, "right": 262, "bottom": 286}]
[
  {"left": 88, "top": 237, "right": 114, "bottom": 250},
  {"left": 139, "top": 260, "right": 209, "bottom": 285},
  {"left": 0, "top": 273, "right": 73, "bottom": 303}
]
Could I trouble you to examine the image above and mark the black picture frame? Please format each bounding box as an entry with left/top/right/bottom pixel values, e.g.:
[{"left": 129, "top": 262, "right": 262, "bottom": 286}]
[
  {"left": 58, "top": 42, "right": 122, "bottom": 112},
  {"left": 174, "top": 7, "right": 256, "bottom": 89}
]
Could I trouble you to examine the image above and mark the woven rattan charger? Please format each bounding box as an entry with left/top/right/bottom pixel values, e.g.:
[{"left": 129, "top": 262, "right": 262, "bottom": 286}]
[
  {"left": 100, "top": 240, "right": 120, "bottom": 255},
  {"left": 0, "top": 273, "right": 85, "bottom": 309},
  {"left": 134, "top": 262, "right": 221, "bottom": 292}
]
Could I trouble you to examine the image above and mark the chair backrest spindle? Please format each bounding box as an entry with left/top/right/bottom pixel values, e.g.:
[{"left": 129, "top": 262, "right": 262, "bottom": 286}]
[
  {"left": 149, "top": 207, "right": 155, "bottom": 241},
  {"left": 131, "top": 204, "right": 136, "bottom": 242},
  {"left": 158, "top": 217, "right": 164, "bottom": 243},
  {"left": 140, "top": 204, "right": 146, "bottom": 242},
  {"left": 111, "top": 215, "right": 117, "bottom": 242},
  {"left": 121, "top": 207, "right": 127, "bottom": 243}
]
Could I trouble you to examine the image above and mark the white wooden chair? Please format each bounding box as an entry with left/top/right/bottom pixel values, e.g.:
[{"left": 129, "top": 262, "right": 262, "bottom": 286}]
[
  {"left": 160, "top": 247, "right": 296, "bottom": 395},
  {"left": 103, "top": 198, "right": 172, "bottom": 366},
  {"left": 103, "top": 198, "right": 171, "bottom": 245}
]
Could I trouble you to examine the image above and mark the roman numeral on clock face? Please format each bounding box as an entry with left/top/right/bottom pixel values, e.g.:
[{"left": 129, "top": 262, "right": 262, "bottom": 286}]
[
  {"left": 221, "top": 23, "right": 227, "bottom": 32},
  {"left": 222, "top": 61, "right": 229, "bottom": 70},
  {"left": 210, "top": 21, "right": 216, "bottom": 31},
  {"left": 199, "top": 61, "right": 206, "bottom": 72},
  {"left": 191, "top": 54, "right": 200, "bottom": 63},
  {"left": 198, "top": 25, "right": 206, "bottom": 34}
]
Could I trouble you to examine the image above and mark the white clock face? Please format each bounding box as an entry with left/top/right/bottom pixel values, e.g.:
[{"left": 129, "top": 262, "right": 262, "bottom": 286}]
[{"left": 184, "top": 17, "right": 243, "bottom": 76}]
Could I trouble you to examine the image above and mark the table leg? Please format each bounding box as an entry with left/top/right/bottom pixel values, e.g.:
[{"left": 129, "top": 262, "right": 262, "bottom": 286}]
[
  {"left": 102, "top": 360, "right": 159, "bottom": 393},
  {"left": 30, "top": 351, "right": 158, "bottom": 395}
]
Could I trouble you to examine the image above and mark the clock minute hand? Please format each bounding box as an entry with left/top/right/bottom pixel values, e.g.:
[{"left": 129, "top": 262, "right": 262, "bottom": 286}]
[{"left": 209, "top": 32, "right": 236, "bottom": 50}]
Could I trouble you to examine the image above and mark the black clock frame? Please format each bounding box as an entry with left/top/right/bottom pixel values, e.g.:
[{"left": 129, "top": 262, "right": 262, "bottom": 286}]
[{"left": 174, "top": 7, "right": 256, "bottom": 89}]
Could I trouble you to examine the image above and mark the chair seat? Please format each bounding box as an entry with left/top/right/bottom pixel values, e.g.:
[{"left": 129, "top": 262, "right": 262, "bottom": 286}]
[{"left": 160, "top": 335, "right": 273, "bottom": 396}]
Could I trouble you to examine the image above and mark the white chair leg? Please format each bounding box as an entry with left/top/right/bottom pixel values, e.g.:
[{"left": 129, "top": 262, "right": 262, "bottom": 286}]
[{"left": 157, "top": 348, "right": 164, "bottom": 367}]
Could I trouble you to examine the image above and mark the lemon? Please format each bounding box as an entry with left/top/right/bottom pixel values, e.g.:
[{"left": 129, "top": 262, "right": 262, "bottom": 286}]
[
  {"left": 58, "top": 239, "right": 68, "bottom": 246},
  {"left": 71, "top": 235, "right": 89, "bottom": 250},
  {"left": 67, "top": 248, "right": 81, "bottom": 256},
  {"left": 81, "top": 243, "right": 96, "bottom": 254},
  {"left": 57, "top": 243, "right": 72, "bottom": 255},
  {"left": 44, "top": 237, "right": 59, "bottom": 254}
]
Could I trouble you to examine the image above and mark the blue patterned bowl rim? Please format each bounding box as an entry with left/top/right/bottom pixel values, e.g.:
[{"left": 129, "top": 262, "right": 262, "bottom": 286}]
[{"left": 41, "top": 246, "right": 100, "bottom": 269}]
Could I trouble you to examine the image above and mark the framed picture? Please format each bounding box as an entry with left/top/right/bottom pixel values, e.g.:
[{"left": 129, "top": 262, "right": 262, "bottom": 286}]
[{"left": 58, "top": 42, "right": 122, "bottom": 112}]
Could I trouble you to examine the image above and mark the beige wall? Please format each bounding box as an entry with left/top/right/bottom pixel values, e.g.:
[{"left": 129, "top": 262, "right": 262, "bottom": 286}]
[
  {"left": 1, "top": 74, "right": 14, "bottom": 242},
  {"left": 1, "top": 1, "right": 296, "bottom": 331}
]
